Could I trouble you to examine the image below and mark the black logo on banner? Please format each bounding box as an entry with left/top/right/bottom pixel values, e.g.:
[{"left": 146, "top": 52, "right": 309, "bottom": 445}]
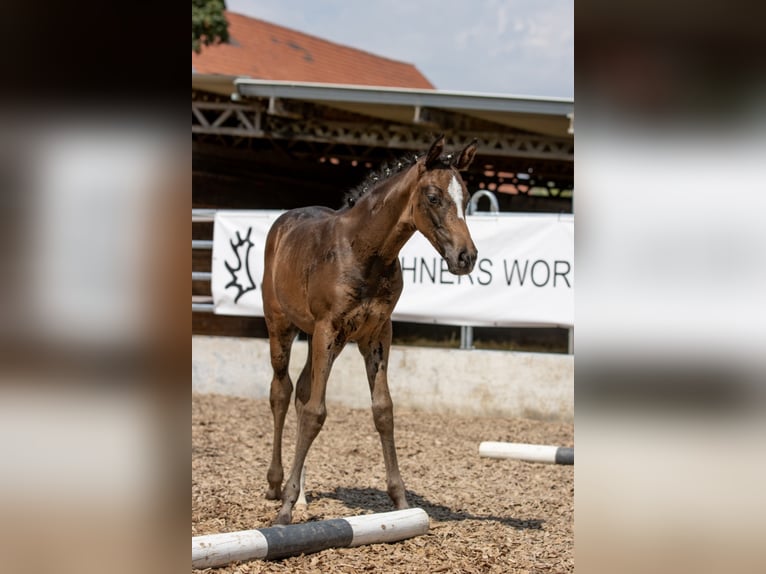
[{"left": 224, "top": 228, "right": 257, "bottom": 303}]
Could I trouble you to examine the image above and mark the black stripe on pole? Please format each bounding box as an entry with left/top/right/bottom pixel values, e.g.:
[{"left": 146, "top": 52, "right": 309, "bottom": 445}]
[
  {"left": 259, "top": 518, "right": 354, "bottom": 560},
  {"left": 555, "top": 447, "right": 574, "bottom": 465}
]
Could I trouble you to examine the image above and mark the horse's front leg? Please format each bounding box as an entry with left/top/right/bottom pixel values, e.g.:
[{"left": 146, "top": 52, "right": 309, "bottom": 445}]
[
  {"left": 358, "top": 321, "right": 408, "bottom": 510},
  {"left": 274, "top": 323, "right": 343, "bottom": 525}
]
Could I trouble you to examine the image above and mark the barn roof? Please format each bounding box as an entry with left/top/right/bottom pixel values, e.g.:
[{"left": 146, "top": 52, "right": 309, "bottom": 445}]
[
  {"left": 192, "top": 76, "right": 574, "bottom": 139},
  {"left": 191, "top": 11, "right": 434, "bottom": 89}
]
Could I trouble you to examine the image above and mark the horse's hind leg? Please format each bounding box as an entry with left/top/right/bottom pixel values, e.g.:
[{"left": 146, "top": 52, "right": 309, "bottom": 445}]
[
  {"left": 274, "top": 323, "right": 342, "bottom": 525},
  {"left": 293, "top": 335, "right": 312, "bottom": 508},
  {"left": 358, "top": 321, "right": 408, "bottom": 510},
  {"left": 265, "top": 320, "right": 298, "bottom": 500}
]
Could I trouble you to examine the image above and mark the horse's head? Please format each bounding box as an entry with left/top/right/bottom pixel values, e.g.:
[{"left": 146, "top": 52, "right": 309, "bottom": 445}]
[{"left": 411, "top": 136, "right": 478, "bottom": 275}]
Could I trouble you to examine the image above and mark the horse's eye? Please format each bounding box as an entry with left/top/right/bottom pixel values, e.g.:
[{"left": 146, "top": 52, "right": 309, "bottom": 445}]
[{"left": 427, "top": 194, "right": 439, "bottom": 205}]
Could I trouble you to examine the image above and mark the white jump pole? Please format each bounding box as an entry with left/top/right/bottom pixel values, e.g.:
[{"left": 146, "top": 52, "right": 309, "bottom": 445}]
[
  {"left": 192, "top": 508, "right": 429, "bottom": 568},
  {"left": 479, "top": 442, "right": 574, "bottom": 465}
]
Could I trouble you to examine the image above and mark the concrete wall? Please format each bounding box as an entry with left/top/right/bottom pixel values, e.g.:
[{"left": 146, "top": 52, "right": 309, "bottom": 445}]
[{"left": 192, "top": 336, "right": 573, "bottom": 422}]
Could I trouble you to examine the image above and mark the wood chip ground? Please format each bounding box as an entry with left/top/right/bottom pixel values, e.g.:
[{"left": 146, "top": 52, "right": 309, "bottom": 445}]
[{"left": 192, "top": 393, "right": 573, "bottom": 573}]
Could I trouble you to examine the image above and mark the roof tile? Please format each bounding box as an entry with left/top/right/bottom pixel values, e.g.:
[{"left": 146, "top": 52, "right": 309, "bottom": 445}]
[{"left": 192, "top": 11, "right": 435, "bottom": 89}]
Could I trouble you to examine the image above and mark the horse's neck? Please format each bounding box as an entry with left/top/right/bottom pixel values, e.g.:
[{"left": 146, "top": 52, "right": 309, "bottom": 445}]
[{"left": 345, "top": 171, "right": 417, "bottom": 264}]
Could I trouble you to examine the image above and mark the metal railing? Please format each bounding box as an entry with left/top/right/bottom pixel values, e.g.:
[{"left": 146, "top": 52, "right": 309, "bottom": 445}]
[
  {"left": 191, "top": 200, "right": 573, "bottom": 353},
  {"left": 459, "top": 190, "right": 500, "bottom": 349},
  {"left": 468, "top": 189, "right": 500, "bottom": 215},
  {"left": 192, "top": 209, "right": 215, "bottom": 313}
]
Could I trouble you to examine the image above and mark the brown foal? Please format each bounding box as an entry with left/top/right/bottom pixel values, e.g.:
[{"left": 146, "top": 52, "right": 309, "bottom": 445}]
[{"left": 262, "top": 135, "right": 478, "bottom": 525}]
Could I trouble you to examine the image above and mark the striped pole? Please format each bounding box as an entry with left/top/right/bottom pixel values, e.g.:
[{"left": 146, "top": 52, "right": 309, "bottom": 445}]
[
  {"left": 479, "top": 442, "right": 574, "bottom": 465},
  {"left": 192, "top": 508, "right": 429, "bottom": 568}
]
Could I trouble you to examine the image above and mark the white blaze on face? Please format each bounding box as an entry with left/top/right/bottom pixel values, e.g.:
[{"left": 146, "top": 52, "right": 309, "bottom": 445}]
[{"left": 447, "top": 175, "right": 465, "bottom": 220}]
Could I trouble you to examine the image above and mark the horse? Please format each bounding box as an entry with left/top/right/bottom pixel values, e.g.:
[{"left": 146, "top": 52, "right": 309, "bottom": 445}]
[{"left": 262, "top": 135, "right": 478, "bottom": 525}]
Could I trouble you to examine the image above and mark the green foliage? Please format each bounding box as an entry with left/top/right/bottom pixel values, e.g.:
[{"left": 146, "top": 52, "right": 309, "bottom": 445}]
[{"left": 192, "top": 0, "right": 229, "bottom": 54}]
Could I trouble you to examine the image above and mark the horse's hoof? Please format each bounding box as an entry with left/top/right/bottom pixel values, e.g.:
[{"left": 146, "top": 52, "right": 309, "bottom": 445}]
[
  {"left": 272, "top": 511, "right": 292, "bottom": 526},
  {"left": 265, "top": 486, "right": 282, "bottom": 500}
]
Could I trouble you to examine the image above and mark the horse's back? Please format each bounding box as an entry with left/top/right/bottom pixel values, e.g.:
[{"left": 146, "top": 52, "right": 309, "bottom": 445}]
[
  {"left": 268, "top": 206, "right": 335, "bottom": 237},
  {"left": 266, "top": 206, "right": 336, "bottom": 254}
]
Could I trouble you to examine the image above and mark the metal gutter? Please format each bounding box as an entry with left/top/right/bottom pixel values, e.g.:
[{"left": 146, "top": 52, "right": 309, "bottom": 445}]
[{"left": 234, "top": 79, "right": 573, "bottom": 117}]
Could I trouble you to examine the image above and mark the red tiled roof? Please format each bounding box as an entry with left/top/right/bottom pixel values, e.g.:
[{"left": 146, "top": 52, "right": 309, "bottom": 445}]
[{"left": 192, "top": 11, "right": 435, "bottom": 89}]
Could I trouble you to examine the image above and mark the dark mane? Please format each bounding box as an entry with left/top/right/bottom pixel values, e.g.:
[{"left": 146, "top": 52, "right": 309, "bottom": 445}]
[
  {"left": 342, "top": 150, "right": 457, "bottom": 208},
  {"left": 342, "top": 153, "right": 419, "bottom": 208}
]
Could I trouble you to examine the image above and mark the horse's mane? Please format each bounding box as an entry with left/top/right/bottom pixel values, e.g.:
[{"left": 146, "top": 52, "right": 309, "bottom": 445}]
[
  {"left": 342, "top": 153, "right": 420, "bottom": 208},
  {"left": 342, "top": 150, "right": 456, "bottom": 209}
]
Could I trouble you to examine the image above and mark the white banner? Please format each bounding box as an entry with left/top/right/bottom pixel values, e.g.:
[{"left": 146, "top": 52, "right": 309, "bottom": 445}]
[{"left": 212, "top": 210, "right": 573, "bottom": 327}]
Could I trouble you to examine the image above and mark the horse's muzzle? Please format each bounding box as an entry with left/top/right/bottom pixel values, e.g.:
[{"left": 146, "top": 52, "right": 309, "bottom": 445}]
[{"left": 448, "top": 248, "right": 477, "bottom": 275}]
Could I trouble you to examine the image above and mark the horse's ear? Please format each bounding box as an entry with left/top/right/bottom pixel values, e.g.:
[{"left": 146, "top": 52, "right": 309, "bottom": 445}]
[
  {"left": 454, "top": 139, "right": 478, "bottom": 171},
  {"left": 424, "top": 135, "right": 445, "bottom": 169}
]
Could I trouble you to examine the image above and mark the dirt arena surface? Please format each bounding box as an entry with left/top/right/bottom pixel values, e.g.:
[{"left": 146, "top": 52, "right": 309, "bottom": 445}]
[{"left": 192, "top": 393, "right": 573, "bottom": 573}]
